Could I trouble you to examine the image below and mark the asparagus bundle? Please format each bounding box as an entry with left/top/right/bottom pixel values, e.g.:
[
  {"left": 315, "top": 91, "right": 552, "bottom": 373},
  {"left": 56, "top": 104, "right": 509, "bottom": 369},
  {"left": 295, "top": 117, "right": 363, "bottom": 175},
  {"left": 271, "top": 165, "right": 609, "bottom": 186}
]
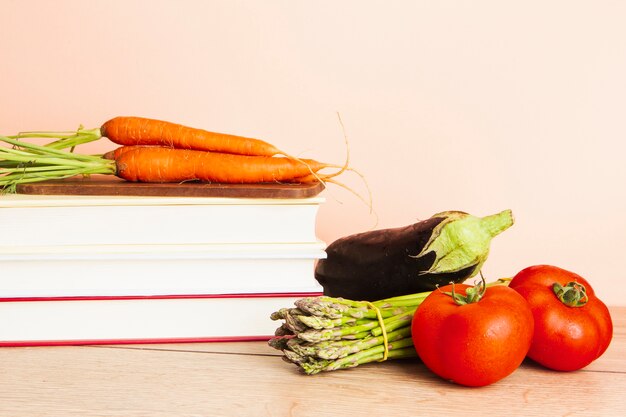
[{"left": 268, "top": 291, "right": 431, "bottom": 375}]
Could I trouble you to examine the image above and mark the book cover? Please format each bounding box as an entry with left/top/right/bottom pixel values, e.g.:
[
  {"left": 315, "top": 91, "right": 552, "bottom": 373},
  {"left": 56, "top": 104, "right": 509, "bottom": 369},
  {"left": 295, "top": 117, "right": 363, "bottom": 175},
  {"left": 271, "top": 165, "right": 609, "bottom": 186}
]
[
  {"left": 0, "top": 293, "right": 318, "bottom": 346},
  {"left": 0, "top": 242, "right": 326, "bottom": 297},
  {"left": 0, "top": 194, "right": 324, "bottom": 246}
]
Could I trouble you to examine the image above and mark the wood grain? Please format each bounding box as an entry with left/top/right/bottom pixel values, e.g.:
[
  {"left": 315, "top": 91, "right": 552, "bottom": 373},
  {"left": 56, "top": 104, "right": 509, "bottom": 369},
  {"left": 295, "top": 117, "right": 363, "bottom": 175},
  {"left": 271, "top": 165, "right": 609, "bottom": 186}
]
[
  {"left": 0, "top": 307, "right": 624, "bottom": 417},
  {"left": 15, "top": 175, "right": 325, "bottom": 199}
]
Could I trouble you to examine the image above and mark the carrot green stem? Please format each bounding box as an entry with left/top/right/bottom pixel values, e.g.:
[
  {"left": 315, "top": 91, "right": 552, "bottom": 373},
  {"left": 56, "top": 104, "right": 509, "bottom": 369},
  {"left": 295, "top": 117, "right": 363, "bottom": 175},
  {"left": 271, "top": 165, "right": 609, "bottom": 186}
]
[
  {"left": 0, "top": 136, "right": 104, "bottom": 161},
  {"left": 0, "top": 165, "right": 91, "bottom": 174},
  {"left": 0, "top": 133, "right": 115, "bottom": 193},
  {"left": 9, "top": 127, "right": 102, "bottom": 150}
]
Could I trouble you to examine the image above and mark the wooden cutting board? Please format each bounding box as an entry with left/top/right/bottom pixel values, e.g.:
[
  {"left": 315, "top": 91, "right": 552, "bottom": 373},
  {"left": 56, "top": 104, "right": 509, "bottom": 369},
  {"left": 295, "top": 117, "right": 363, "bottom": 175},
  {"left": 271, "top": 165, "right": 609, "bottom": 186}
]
[{"left": 15, "top": 175, "right": 325, "bottom": 199}]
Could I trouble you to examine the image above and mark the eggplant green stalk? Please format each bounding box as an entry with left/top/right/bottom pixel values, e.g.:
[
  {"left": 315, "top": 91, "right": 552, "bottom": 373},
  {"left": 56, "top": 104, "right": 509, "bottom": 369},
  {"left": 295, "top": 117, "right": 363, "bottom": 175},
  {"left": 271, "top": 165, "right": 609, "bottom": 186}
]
[{"left": 414, "top": 209, "right": 514, "bottom": 275}]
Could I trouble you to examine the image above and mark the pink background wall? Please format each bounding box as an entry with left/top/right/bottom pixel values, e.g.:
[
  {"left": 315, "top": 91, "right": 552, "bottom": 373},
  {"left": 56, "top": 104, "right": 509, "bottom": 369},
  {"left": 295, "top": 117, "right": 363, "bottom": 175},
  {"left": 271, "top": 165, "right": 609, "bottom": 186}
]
[{"left": 2, "top": 1, "right": 625, "bottom": 304}]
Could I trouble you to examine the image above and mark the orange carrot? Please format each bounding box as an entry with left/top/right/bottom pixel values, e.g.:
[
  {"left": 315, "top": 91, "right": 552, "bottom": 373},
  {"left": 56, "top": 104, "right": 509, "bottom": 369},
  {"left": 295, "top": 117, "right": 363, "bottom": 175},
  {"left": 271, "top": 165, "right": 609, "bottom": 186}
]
[
  {"left": 101, "top": 116, "right": 283, "bottom": 156},
  {"left": 111, "top": 146, "right": 337, "bottom": 184}
]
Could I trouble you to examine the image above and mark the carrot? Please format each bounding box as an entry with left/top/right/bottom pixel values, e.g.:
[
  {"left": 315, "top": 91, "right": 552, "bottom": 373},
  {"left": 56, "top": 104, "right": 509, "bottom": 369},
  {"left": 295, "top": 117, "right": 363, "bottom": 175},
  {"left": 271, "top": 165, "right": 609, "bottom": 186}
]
[
  {"left": 111, "top": 146, "right": 339, "bottom": 184},
  {"left": 101, "top": 116, "right": 284, "bottom": 157}
]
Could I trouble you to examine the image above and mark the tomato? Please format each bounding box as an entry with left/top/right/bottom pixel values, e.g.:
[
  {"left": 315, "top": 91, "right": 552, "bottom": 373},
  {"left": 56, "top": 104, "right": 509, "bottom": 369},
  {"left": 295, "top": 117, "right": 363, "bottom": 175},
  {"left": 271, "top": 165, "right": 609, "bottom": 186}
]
[
  {"left": 509, "top": 265, "right": 613, "bottom": 371},
  {"left": 412, "top": 282, "right": 534, "bottom": 387}
]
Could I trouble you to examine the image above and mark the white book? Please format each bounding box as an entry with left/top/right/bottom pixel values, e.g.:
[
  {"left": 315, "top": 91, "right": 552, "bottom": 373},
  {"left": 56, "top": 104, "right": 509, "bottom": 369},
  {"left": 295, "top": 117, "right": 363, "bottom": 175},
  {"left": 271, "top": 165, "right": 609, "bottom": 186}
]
[
  {"left": 0, "top": 242, "right": 325, "bottom": 298},
  {"left": 0, "top": 293, "right": 315, "bottom": 346},
  {"left": 0, "top": 194, "right": 324, "bottom": 246}
]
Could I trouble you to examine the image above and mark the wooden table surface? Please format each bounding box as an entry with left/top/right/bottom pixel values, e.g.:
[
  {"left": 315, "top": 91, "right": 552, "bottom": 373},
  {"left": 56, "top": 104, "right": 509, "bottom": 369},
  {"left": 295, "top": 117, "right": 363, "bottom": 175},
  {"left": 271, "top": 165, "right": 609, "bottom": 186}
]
[{"left": 1, "top": 306, "right": 624, "bottom": 417}]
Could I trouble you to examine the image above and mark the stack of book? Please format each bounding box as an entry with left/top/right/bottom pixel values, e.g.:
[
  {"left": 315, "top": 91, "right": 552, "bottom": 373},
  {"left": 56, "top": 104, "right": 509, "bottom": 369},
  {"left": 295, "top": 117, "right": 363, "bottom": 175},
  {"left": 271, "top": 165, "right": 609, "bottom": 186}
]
[{"left": 0, "top": 182, "right": 325, "bottom": 346}]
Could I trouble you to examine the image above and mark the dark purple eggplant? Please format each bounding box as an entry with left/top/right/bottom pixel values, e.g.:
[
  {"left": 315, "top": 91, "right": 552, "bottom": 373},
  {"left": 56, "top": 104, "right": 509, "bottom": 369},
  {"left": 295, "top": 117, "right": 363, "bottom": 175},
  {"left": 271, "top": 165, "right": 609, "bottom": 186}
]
[{"left": 315, "top": 210, "right": 513, "bottom": 301}]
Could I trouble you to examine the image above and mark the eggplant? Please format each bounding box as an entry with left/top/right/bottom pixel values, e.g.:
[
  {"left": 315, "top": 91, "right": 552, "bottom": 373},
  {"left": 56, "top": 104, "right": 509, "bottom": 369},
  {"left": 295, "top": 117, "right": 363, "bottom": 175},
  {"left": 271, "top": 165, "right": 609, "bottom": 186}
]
[{"left": 315, "top": 209, "right": 514, "bottom": 301}]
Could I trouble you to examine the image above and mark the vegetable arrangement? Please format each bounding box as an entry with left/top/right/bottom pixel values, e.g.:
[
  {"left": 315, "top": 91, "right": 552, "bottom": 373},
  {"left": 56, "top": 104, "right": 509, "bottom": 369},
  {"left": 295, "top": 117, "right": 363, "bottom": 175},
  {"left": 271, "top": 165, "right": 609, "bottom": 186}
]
[
  {"left": 0, "top": 116, "right": 356, "bottom": 193},
  {"left": 271, "top": 210, "right": 614, "bottom": 387},
  {"left": 268, "top": 279, "right": 510, "bottom": 375},
  {"left": 2, "top": 116, "right": 614, "bottom": 386}
]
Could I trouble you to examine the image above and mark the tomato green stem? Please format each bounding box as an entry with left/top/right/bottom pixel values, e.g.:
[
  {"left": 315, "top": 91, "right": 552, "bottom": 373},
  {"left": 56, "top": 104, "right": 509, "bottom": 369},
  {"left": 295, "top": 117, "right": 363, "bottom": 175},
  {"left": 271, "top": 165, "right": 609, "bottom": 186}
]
[
  {"left": 442, "top": 272, "right": 487, "bottom": 305},
  {"left": 553, "top": 281, "right": 589, "bottom": 307}
]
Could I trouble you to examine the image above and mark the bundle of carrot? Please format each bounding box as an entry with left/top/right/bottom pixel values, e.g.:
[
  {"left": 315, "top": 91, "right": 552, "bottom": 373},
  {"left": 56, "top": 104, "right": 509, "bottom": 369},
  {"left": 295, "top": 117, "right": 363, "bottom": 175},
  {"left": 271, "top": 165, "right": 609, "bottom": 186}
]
[{"left": 0, "top": 116, "right": 359, "bottom": 194}]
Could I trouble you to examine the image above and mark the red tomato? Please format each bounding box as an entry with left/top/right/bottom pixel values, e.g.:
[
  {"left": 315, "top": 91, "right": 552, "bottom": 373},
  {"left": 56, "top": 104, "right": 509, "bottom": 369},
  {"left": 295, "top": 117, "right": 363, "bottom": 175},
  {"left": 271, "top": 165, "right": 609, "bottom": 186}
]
[
  {"left": 412, "top": 283, "right": 534, "bottom": 387},
  {"left": 509, "top": 265, "right": 613, "bottom": 371}
]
